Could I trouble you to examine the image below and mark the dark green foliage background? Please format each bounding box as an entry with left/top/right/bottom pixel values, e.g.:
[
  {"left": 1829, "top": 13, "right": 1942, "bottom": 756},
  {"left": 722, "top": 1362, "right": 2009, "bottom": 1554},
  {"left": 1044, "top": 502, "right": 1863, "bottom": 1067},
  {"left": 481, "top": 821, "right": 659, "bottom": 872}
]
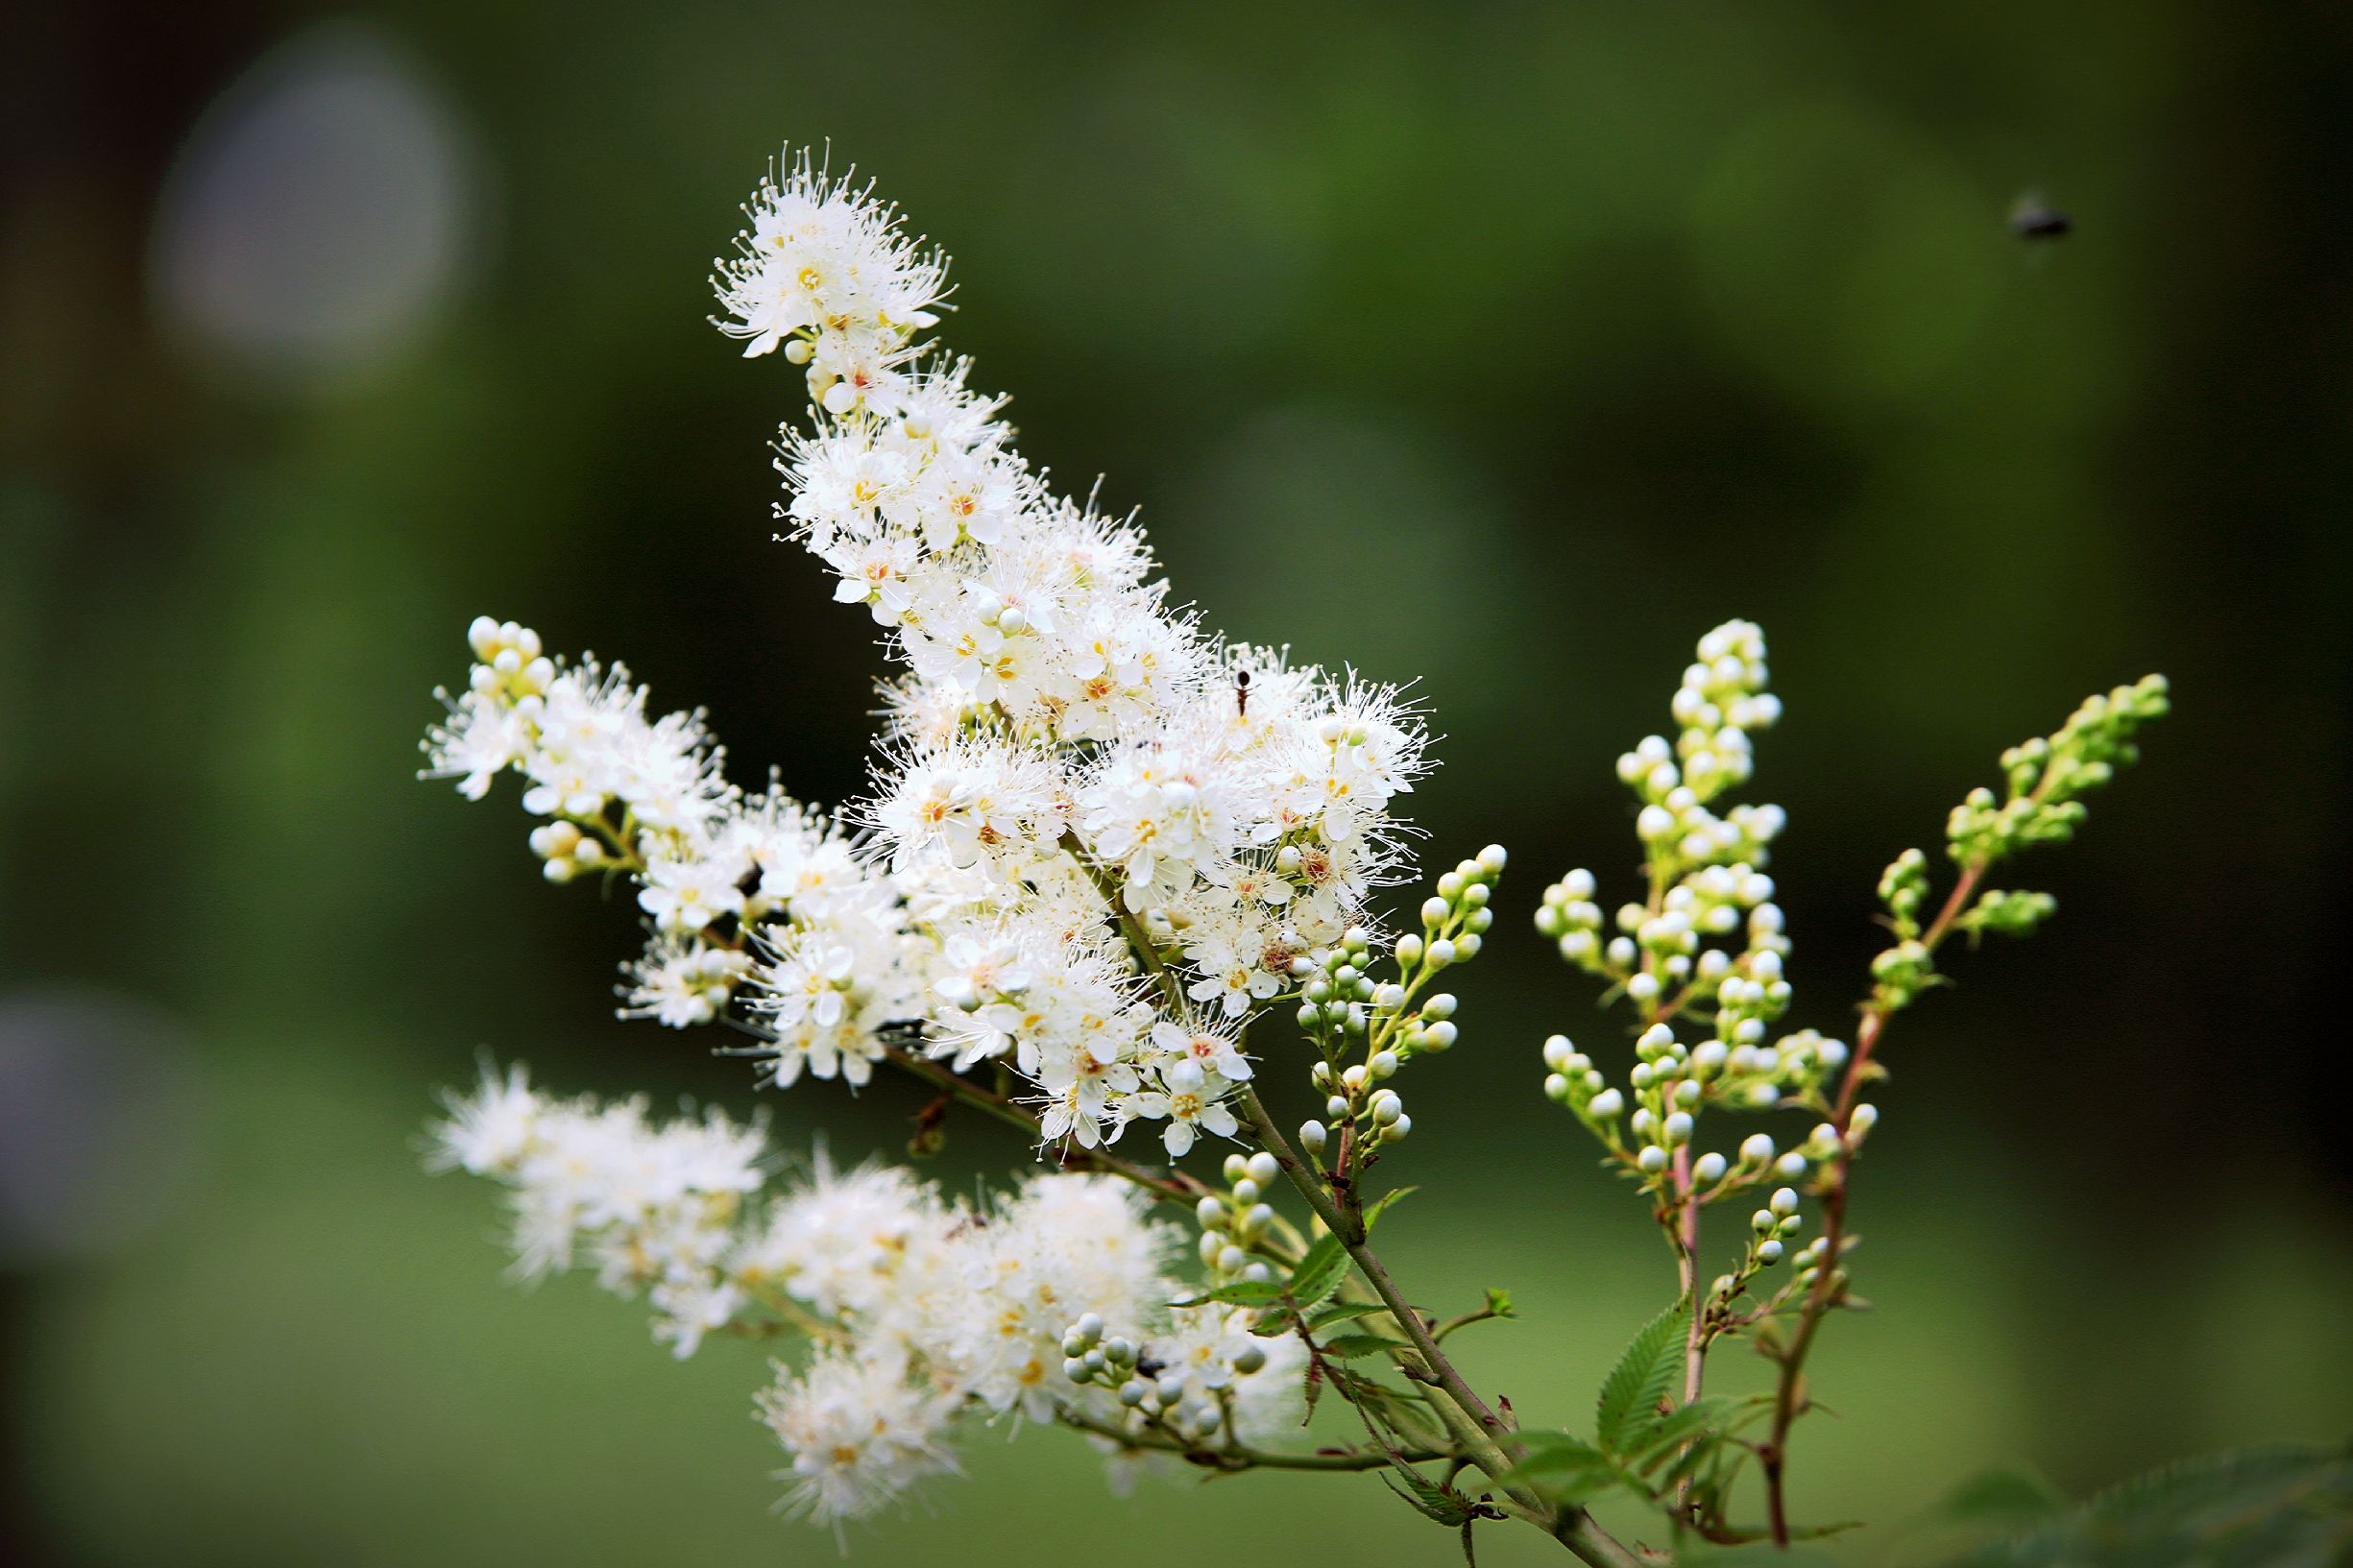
[{"left": 5, "top": 1, "right": 2349, "bottom": 1562}]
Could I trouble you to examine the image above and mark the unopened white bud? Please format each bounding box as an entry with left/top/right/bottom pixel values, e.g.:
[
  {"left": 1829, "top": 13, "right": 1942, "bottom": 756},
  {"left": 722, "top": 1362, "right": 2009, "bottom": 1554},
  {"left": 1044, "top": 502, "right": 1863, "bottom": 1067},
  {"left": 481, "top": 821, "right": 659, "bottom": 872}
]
[
  {"left": 1588, "top": 1089, "right": 1624, "bottom": 1120},
  {"left": 1542, "top": 1034, "right": 1575, "bottom": 1072},
  {"left": 1245, "top": 1151, "right": 1279, "bottom": 1186},
  {"left": 1740, "top": 1133, "right": 1776, "bottom": 1164},
  {"left": 1693, "top": 1152, "right": 1728, "bottom": 1183},
  {"left": 1298, "top": 1120, "right": 1328, "bottom": 1153},
  {"left": 1637, "top": 1146, "right": 1669, "bottom": 1173}
]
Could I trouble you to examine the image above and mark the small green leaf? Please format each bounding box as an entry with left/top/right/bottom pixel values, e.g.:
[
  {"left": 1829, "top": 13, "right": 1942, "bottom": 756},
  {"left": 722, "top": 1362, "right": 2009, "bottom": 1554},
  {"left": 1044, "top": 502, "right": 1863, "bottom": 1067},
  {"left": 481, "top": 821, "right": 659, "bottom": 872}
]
[
  {"left": 1482, "top": 1287, "right": 1516, "bottom": 1317},
  {"left": 1364, "top": 1184, "right": 1419, "bottom": 1230},
  {"left": 1288, "top": 1230, "right": 1352, "bottom": 1311},
  {"left": 1626, "top": 1395, "right": 1738, "bottom": 1476},
  {"left": 1595, "top": 1300, "right": 1689, "bottom": 1458},
  {"left": 1321, "top": 1333, "right": 1410, "bottom": 1359},
  {"left": 1175, "top": 1280, "right": 1285, "bottom": 1309},
  {"left": 1381, "top": 1468, "right": 1479, "bottom": 1526},
  {"left": 1490, "top": 1434, "right": 1622, "bottom": 1500},
  {"left": 1307, "top": 1301, "right": 1389, "bottom": 1330}
]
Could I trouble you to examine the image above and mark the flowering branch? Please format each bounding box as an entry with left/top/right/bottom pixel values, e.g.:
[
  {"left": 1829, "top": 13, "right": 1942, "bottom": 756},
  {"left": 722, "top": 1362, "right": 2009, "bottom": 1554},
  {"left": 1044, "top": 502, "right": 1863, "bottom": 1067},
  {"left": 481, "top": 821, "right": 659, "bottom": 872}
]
[
  {"left": 412, "top": 144, "right": 2167, "bottom": 1559},
  {"left": 1528, "top": 641, "right": 2165, "bottom": 1546}
]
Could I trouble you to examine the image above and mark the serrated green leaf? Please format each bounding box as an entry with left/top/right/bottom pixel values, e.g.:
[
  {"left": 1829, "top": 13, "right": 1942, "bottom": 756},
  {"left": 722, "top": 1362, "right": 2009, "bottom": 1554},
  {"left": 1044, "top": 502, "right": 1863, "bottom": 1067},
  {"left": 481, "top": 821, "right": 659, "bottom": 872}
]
[
  {"left": 1321, "top": 1332, "right": 1409, "bottom": 1359},
  {"left": 1381, "top": 1468, "right": 1479, "bottom": 1526},
  {"left": 1288, "top": 1231, "right": 1352, "bottom": 1310},
  {"left": 1175, "top": 1279, "right": 1285, "bottom": 1309},
  {"left": 1952, "top": 1442, "right": 2353, "bottom": 1568},
  {"left": 1595, "top": 1300, "right": 1689, "bottom": 1458},
  {"left": 1308, "top": 1301, "right": 1389, "bottom": 1330}
]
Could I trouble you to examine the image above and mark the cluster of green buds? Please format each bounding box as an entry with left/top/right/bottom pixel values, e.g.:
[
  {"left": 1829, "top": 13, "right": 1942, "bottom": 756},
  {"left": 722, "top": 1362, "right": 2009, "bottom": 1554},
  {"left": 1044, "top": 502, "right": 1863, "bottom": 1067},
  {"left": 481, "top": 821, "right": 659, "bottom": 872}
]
[
  {"left": 1701, "top": 1184, "right": 1820, "bottom": 1323},
  {"left": 1536, "top": 621, "right": 1787, "bottom": 1021},
  {"left": 1289, "top": 846, "right": 1506, "bottom": 1163},
  {"left": 1545, "top": 1022, "right": 1819, "bottom": 1192},
  {"left": 1872, "top": 673, "right": 2170, "bottom": 1014},
  {"left": 1948, "top": 674, "right": 2171, "bottom": 864},
  {"left": 1061, "top": 1313, "right": 1265, "bottom": 1440},
  {"left": 1193, "top": 1151, "right": 1283, "bottom": 1283}
]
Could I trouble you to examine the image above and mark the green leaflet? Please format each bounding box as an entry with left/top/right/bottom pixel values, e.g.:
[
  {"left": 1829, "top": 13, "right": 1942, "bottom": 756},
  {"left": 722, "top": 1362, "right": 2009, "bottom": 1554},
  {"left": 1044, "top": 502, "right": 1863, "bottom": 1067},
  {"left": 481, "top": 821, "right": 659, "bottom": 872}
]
[
  {"left": 1490, "top": 1434, "right": 1620, "bottom": 1502},
  {"left": 1595, "top": 1299, "right": 1689, "bottom": 1457},
  {"left": 1173, "top": 1280, "right": 1286, "bottom": 1309},
  {"left": 1382, "top": 1467, "right": 1482, "bottom": 1527},
  {"left": 1319, "top": 1332, "right": 1410, "bottom": 1359},
  {"left": 1288, "top": 1231, "right": 1352, "bottom": 1312}
]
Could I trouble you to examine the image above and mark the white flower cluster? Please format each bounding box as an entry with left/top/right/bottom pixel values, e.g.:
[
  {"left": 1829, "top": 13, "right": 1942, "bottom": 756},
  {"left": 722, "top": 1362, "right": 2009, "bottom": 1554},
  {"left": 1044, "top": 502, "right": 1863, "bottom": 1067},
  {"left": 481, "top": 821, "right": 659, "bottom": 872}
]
[
  {"left": 422, "top": 618, "right": 922, "bottom": 1093},
  {"left": 425, "top": 151, "right": 1433, "bottom": 1159},
  {"left": 431, "top": 1066, "right": 1303, "bottom": 1526}
]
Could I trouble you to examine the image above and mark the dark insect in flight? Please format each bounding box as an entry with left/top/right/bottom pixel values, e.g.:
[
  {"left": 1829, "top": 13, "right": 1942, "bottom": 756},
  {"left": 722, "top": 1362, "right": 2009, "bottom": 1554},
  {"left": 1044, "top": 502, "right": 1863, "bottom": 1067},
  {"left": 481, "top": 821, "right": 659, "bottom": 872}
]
[
  {"left": 1233, "top": 667, "right": 1252, "bottom": 717},
  {"left": 2009, "top": 195, "right": 2074, "bottom": 241}
]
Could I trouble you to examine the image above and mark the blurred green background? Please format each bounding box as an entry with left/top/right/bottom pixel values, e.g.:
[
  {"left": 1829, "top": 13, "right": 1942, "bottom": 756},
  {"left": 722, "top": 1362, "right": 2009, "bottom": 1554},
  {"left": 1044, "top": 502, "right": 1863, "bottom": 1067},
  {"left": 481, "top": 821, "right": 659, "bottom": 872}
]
[{"left": 6, "top": 0, "right": 2351, "bottom": 1562}]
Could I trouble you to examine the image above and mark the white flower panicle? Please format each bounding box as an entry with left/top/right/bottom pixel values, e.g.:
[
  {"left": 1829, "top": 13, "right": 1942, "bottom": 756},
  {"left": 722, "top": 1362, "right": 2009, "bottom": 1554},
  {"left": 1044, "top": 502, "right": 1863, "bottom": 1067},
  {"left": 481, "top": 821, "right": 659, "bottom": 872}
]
[
  {"left": 422, "top": 149, "right": 1437, "bottom": 1160},
  {"left": 431, "top": 1067, "right": 1302, "bottom": 1526}
]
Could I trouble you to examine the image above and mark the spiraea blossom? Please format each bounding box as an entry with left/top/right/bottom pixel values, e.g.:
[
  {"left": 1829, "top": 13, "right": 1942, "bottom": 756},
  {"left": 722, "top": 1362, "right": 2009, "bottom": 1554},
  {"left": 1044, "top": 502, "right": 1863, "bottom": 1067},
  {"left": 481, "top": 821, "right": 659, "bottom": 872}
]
[
  {"left": 419, "top": 144, "right": 2170, "bottom": 1559},
  {"left": 422, "top": 149, "right": 1434, "bottom": 1163},
  {"left": 429, "top": 1067, "right": 1298, "bottom": 1529}
]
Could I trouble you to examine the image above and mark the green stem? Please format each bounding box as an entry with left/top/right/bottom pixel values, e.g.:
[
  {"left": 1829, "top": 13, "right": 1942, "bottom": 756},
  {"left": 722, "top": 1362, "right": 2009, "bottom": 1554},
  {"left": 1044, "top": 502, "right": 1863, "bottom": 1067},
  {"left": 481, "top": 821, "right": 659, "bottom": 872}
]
[
  {"left": 1231, "top": 1086, "right": 1639, "bottom": 1568},
  {"left": 1759, "top": 856, "right": 1985, "bottom": 1546},
  {"left": 878, "top": 1043, "right": 1198, "bottom": 1206},
  {"left": 1054, "top": 1409, "right": 1448, "bottom": 1472}
]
